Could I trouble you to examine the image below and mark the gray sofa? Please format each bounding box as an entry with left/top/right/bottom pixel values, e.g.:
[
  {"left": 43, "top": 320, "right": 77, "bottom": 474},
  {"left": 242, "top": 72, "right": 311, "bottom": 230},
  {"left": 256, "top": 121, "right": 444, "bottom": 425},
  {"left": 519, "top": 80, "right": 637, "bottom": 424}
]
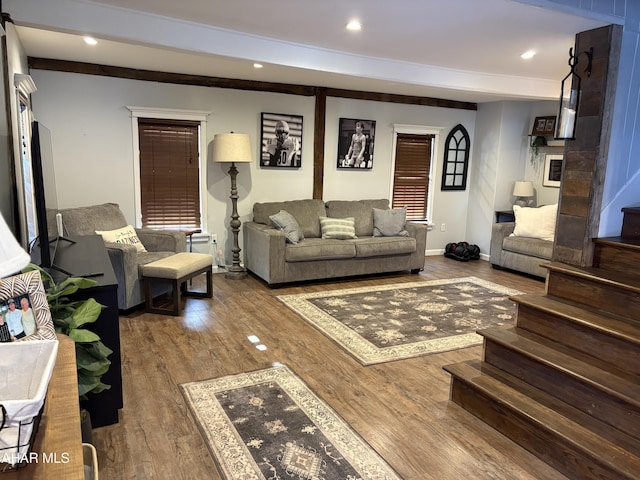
[
  {"left": 490, "top": 222, "right": 552, "bottom": 278},
  {"left": 59, "top": 203, "right": 186, "bottom": 310},
  {"left": 243, "top": 199, "right": 427, "bottom": 286}
]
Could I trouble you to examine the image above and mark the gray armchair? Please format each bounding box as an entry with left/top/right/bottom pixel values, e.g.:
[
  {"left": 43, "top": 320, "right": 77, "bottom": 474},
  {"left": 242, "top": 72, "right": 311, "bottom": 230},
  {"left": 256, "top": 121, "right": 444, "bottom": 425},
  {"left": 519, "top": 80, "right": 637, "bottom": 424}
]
[{"left": 59, "top": 203, "right": 186, "bottom": 310}]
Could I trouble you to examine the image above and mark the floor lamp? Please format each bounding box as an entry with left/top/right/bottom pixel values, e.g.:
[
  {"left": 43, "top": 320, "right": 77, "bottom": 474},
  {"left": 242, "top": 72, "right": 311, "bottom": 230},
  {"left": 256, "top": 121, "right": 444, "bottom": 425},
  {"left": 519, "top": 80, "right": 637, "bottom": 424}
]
[{"left": 212, "top": 133, "right": 252, "bottom": 280}]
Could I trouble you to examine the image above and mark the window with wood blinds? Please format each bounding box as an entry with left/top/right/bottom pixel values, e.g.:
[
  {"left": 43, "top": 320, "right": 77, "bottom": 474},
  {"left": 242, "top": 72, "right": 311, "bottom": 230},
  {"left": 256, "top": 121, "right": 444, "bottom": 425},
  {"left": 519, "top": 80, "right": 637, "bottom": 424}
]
[
  {"left": 392, "top": 133, "right": 434, "bottom": 220},
  {"left": 138, "top": 118, "right": 201, "bottom": 230}
]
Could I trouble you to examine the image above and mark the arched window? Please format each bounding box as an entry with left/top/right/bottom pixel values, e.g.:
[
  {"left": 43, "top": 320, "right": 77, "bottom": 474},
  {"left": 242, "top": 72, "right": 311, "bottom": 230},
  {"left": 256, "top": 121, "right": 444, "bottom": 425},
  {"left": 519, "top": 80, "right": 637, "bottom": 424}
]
[{"left": 441, "top": 124, "right": 470, "bottom": 191}]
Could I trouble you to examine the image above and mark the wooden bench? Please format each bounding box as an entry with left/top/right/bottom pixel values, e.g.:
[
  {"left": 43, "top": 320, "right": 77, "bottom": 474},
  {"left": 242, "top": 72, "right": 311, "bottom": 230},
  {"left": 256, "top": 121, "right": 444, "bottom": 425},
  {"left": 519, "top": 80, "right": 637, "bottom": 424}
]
[{"left": 142, "top": 252, "right": 213, "bottom": 315}]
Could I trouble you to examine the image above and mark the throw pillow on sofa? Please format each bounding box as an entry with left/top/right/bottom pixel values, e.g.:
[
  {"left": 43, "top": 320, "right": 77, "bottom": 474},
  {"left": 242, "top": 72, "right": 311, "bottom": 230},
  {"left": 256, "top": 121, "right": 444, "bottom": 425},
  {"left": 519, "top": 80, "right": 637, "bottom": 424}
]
[
  {"left": 512, "top": 204, "right": 557, "bottom": 241},
  {"left": 96, "top": 225, "right": 147, "bottom": 252},
  {"left": 373, "top": 207, "right": 409, "bottom": 237},
  {"left": 320, "top": 217, "right": 357, "bottom": 239},
  {"left": 269, "top": 210, "right": 304, "bottom": 244}
]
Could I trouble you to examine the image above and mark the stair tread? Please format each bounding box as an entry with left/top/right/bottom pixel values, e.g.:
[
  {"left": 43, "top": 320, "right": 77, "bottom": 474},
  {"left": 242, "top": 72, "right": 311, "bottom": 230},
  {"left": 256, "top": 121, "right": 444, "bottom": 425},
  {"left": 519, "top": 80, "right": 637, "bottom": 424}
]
[
  {"left": 444, "top": 360, "right": 640, "bottom": 466},
  {"left": 479, "top": 326, "right": 640, "bottom": 406},
  {"left": 595, "top": 236, "right": 640, "bottom": 249},
  {"left": 544, "top": 261, "right": 640, "bottom": 293},
  {"left": 510, "top": 293, "right": 640, "bottom": 345}
]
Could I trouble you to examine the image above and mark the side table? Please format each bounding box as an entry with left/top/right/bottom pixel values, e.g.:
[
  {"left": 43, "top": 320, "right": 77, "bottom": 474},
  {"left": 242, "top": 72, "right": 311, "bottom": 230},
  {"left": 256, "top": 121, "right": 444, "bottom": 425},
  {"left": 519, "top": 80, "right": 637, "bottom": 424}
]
[{"left": 495, "top": 210, "right": 515, "bottom": 223}]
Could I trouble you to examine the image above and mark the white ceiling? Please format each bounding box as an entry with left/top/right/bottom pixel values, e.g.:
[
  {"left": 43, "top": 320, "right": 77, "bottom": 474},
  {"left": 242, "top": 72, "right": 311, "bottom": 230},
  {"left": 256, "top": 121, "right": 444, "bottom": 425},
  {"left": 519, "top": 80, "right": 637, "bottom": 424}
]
[{"left": 5, "top": 0, "right": 612, "bottom": 103}]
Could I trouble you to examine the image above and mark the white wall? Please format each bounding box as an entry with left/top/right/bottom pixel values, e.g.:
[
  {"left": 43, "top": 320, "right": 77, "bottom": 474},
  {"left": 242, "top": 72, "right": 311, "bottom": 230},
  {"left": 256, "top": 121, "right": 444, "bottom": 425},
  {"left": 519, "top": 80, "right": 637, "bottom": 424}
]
[{"left": 29, "top": 69, "right": 478, "bottom": 261}]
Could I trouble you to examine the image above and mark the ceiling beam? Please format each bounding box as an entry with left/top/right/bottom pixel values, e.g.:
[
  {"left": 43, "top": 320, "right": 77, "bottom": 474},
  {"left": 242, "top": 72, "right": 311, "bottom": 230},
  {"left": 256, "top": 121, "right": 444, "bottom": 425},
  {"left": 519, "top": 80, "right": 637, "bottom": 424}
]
[{"left": 28, "top": 57, "right": 477, "bottom": 111}]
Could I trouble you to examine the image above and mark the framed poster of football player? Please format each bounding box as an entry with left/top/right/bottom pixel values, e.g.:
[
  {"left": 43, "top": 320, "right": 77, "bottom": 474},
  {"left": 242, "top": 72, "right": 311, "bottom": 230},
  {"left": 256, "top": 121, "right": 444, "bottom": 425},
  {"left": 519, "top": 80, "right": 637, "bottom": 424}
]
[
  {"left": 337, "top": 118, "right": 375, "bottom": 169},
  {"left": 260, "top": 112, "right": 302, "bottom": 168}
]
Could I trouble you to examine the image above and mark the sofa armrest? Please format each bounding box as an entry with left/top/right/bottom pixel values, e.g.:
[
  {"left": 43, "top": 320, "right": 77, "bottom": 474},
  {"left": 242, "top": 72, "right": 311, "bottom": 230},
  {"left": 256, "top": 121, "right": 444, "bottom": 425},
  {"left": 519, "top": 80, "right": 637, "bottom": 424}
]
[
  {"left": 104, "top": 242, "right": 139, "bottom": 309},
  {"left": 490, "top": 222, "right": 515, "bottom": 263},
  {"left": 405, "top": 221, "right": 428, "bottom": 270},
  {"left": 243, "top": 222, "right": 287, "bottom": 284},
  {"left": 136, "top": 229, "right": 186, "bottom": 253}
]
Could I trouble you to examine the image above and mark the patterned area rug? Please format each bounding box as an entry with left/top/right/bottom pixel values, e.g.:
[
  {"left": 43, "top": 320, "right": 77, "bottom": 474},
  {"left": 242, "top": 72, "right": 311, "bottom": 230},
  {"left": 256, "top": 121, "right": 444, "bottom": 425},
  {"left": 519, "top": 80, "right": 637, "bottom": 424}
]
[
  {"left": 180, "top": 365, "right": 401, "bottom": 480},
  {"left": 278, "top": 276, "right": 521, "bottom": 365}
]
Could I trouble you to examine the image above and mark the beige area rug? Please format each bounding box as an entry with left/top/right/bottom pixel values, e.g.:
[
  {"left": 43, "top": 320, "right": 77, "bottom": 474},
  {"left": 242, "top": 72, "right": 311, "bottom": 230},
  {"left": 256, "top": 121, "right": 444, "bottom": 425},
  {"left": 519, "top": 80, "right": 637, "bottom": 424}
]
[
  {"left": 277, "top": 277, "right": 521, "bottom": 365},
  {"left": 180, "top": 365, "right": 401, "bottom": 480}
]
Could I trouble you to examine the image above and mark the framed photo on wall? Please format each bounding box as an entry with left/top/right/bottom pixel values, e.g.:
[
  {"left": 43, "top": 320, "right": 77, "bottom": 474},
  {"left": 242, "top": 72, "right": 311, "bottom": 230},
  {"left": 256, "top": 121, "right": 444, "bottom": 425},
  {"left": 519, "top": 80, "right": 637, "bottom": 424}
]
[
  {"left": 260, "top": 112, "right": 302, "bottom": 168},
  {"left": 337, "top": 118, "right": 376, "bottom": 169},
  {"left": 543, "top": 154, "right": 563, "bottom": 187}
]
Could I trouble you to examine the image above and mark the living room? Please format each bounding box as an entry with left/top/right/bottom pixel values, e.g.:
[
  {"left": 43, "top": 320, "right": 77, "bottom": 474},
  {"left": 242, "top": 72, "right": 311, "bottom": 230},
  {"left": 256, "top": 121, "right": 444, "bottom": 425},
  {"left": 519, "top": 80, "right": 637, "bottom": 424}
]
[{"left": 1, "top": 1, "right": 640, "bottom": 479}]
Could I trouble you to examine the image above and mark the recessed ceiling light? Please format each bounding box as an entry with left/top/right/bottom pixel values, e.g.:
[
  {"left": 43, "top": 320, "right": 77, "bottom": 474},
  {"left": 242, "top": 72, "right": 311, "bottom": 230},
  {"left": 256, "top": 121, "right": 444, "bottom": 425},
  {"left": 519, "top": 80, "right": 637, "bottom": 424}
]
[
  {"left": 346, "top": 20, "right": 362, "bottom": 31},
  {"left": 253, "top": 63, "right": 263, "bottom": 69},
  {"left": 83, "top": 36, "right": 98, "bottom": 46},
  {"left": 520, "top": 50, "right": 536, "bottom": 60}
]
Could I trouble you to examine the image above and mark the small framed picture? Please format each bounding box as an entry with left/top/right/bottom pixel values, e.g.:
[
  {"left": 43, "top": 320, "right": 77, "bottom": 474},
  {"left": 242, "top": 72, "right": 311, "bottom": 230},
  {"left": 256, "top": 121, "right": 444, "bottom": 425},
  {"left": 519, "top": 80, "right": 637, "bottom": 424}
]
[
  {"left": 337, "top": 118, "right": 376, "bottom": 169},
  {"left": 260, "top": 112, "right": 302, "bottom": 168},
  {"left": 0, "top": 270, "right": 56, "bottom": 342},
  {"left": 543, "top": 154, "right": 563, "bottom": 187},
  {"left": 531, "top": 116, "right": 557, "bottom": 136}
]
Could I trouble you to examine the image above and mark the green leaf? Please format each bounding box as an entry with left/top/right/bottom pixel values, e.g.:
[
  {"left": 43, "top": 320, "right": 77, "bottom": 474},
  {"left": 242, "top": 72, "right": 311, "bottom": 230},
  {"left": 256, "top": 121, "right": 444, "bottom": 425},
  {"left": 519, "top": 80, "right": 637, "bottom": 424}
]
[
  {"left": 83, "top": 341, "right": 113, "bottom": 360},
  {"left": 78, "top": 373, "right": 100, "bottom": 397},
  {"left": 69, "top": 328, "right": 101, "bottom": 343},
  {"left": 70, "top": 299, "right": 104, "bottom": 329},
  {"left": 76, "top": 347, "right": 111, "bottom": 372}
]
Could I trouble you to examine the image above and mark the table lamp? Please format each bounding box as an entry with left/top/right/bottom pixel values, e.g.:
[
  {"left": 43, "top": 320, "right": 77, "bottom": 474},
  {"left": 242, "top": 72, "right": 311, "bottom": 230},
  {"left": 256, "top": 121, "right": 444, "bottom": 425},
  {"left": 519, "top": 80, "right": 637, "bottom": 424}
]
[
  {"left": 212, "top": 133, "right": 252, "bottom": 279},
  {"left": 0, "top": 212, "right": 31, "bottom": 278},
  {"left": 513, "top": 181, "right": 534, "bottom": 207}
]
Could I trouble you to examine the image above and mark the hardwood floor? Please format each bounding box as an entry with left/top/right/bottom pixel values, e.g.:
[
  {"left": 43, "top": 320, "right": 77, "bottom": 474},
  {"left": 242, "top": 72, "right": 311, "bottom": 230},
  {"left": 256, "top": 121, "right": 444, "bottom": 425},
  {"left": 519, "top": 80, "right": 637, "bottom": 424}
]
[{"left": 91, "top": 256, "right": 569, "bottom": 480}]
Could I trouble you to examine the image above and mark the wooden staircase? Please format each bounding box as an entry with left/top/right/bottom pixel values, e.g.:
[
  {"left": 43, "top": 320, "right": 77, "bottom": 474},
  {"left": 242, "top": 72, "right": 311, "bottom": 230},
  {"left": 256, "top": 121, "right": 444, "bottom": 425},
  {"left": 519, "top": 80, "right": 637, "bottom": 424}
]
[{"left": 444, "top": 207, "right": 640, "bottom": 480}]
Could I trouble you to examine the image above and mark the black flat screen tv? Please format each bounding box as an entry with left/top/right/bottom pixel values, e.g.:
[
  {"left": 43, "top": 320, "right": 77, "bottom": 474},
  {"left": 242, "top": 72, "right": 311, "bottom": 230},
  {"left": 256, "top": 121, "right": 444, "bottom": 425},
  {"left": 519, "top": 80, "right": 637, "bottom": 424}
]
[{"left": 30, "top": 121, "right": 66, "bottom": 269}]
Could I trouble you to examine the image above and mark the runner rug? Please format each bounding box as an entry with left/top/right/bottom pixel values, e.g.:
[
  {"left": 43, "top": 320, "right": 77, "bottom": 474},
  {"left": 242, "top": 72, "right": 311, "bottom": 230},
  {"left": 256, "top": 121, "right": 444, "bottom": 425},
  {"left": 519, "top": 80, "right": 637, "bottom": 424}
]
[
  {"left": 277, "top": 276, "right": 521, "bottom": 365},
  {"left": 180, "top": 365, "right": 401, "bottom": 480}
]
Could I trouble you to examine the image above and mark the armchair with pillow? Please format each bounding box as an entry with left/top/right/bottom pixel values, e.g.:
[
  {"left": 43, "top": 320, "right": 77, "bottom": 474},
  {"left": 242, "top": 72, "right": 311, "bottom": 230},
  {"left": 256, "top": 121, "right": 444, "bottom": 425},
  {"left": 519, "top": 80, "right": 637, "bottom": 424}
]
[
  {"left": 490, "top": 204, "right": 557, "bottom": 278},
  {"left": 59, "top": 203, "right": 186, "bottom": 310}
]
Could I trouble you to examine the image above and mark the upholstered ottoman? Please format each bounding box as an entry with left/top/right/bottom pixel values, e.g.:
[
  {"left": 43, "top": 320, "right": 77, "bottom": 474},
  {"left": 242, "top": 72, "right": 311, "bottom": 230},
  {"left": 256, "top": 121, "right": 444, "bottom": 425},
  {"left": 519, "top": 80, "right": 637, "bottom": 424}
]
[{"left": 142, "top": 252, "right": 213, "bottom": 315}]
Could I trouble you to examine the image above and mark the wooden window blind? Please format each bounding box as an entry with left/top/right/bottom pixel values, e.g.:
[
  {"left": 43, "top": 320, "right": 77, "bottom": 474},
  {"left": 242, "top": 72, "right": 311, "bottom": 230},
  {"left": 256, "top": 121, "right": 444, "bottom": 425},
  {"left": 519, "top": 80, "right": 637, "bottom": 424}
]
[
  {"left": 138, "top": 118, "right": 201, "bottom": 230},
  {"left": 392, "top": 133, "right": 433, "bottom": 221}
]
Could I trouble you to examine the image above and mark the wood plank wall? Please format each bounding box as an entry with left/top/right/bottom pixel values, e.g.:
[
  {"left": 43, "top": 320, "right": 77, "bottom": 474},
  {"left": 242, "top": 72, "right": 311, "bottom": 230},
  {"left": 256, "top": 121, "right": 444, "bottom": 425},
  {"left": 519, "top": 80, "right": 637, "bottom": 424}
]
[{"left": 553, "top": 24, "right": 623, "bottom": 266}]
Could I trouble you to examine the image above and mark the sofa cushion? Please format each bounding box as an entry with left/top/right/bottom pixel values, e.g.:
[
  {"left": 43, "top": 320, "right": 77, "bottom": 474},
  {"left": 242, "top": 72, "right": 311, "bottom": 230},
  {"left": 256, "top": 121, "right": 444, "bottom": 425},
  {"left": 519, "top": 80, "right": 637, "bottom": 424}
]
[
  {"left": 353, "top": 236, "right": 416, "bottom": 258},
  {"left": 269, "top": 210, "right": 304, "bottom": 244},
  {"left": 61, "top": 202, "right": 128, "bottom": 236},
  {"left": 96, "top": 225, "right": 147, "bottom": 253},
  {"left": 502, "top": 235, "right": 553, "bottom": 259},
  {"left": 512, "top": 204, "right": 557, "bottom": 241},
  {"left": 253, "top": 199, "right": 326, "bottom": 238},
  {"left": 373, "top": 207, "right": 409, "bottom": 237},
  {"left": 320, "top": 217, "right": 357, "bottom": 239},
  {"left": 284, "top": 238, "right": 356, "bottom": 262},
  {"left": 325, "top": 199, "right": 389, "bottom": 237}
]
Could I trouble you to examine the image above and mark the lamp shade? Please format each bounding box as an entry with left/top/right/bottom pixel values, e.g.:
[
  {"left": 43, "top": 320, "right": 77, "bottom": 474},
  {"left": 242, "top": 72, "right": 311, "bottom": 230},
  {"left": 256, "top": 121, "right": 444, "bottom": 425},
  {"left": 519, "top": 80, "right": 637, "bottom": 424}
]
[
  {"left": 0, "top": 213, "right": 30, "bottom": 278},
  {"left": 212, "top": 133, "right": 252, "bottom": 163},
  {"left": 513, "top": 181, "right": 534, "bottom": 197}
]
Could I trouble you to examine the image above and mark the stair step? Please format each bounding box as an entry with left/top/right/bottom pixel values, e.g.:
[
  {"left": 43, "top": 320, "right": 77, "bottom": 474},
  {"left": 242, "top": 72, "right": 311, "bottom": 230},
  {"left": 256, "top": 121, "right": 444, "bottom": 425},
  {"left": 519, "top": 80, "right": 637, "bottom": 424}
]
[
  {"left": 511, "top": 294, "right": 640, "bottom": 376},
  {"left": 479, "top": 326, "right": 640, "bottom": 439},
  {"left": 621, "top": 206, "right": 640, "bottom": 239},
  {"left": 444, "top": 360, "right": 640, "bottom": 480},
  {"left": 544, "top": 262, "right": 640, "bottom": 322},
  {"left": 593, "top": 236, "right": 640, "bottom": 279}
]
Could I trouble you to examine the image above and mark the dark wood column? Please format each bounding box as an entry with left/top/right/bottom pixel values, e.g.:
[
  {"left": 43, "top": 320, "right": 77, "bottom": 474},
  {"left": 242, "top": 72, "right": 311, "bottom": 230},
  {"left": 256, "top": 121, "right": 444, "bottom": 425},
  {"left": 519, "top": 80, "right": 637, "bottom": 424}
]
[
  {"left": 313, "top": 87, "right": 327, "bottom": 199},
  {"left": 553, "top": 24, "right": 622, "bottom": 266}
]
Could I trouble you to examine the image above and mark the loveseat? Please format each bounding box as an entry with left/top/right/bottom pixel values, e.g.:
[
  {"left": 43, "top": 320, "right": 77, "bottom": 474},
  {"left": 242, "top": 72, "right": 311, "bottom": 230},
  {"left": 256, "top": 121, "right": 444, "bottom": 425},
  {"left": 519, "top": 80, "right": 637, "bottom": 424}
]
[
  {"left": 59, "top": 203, "right": 186, "bottom": 310},
  {"left": 243, "top": 199, "right": 427, "bottom": 286},
  {"left": 490, "top": 204, "right": 557, "bottom": 279}
]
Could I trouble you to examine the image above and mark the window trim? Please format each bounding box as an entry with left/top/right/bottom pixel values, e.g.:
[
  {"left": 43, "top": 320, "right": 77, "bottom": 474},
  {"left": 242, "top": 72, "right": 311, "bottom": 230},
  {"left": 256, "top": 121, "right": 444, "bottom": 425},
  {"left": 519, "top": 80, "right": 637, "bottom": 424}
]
[
  {"left": 127, "top": 106, "right": 210, "bottom": 231},
  {"left": 390, "top": 124, "right": 443, "bottom": 223}
]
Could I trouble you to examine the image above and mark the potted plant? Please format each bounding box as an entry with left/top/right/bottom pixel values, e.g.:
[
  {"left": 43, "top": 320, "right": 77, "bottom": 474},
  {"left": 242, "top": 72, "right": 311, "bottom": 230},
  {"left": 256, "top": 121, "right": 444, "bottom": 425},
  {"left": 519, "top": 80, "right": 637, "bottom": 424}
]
[{"left": 24, "top": 264, "right": 112, "bottom": 440}]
